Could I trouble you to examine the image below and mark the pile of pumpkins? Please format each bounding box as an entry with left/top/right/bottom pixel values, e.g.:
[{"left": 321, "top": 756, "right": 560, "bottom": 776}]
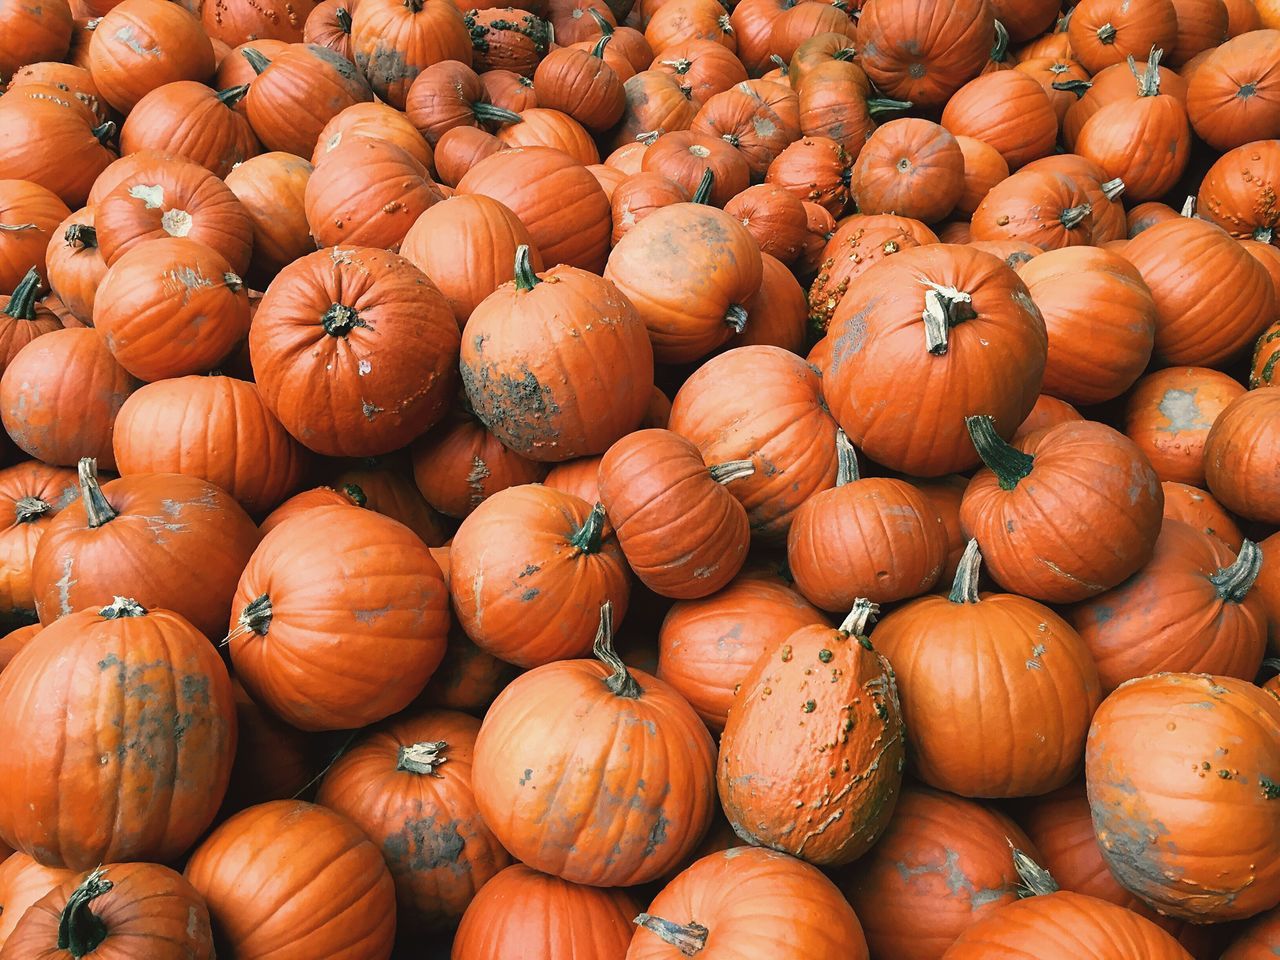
[{"left": 1, "top": 0, "right": 1280, "bottom": 953}]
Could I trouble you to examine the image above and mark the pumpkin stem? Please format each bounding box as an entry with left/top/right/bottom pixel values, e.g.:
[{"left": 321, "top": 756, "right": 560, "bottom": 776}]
[
  {"left": 226, "top": 593, "right": 273, "bottom": 647},
  {"left": 471, "top": 101, "right": 524, "bottom": 125},
  {"left": 512, "top": 244, "right": 540, "bottom": 291},
  {"left": 838, "top": 597, "right": 879, "bottom": 637},
  {"left": 590, "top": 33, "right": 612, "bottom": 57},
  {"left": 404, "top": 0, "right": 424, "bottom": 12},
  {"left": 1011, "top": 845, "right": 1060, "bottom": 898},
  {"left": 341, "top": 482, "right": 368, "bottom": 507},
  {"left": 335, "top": 5, "right": 352, "bottom": 31},
  {"left": 396, "top": 740, "right": 448, "bottom": 775},
  {"left": 1210, "top": 539, "right": 1263, "bottom": 603},
  {"left": 1128, "top": 47, "right": 1162, "bottom": 97},
  {"left": 241, "top": 46, "right": 272, "bottom": 74},
  {"left": 569, "top": 502, "right": 607, "bottom": 554},
  {"left": 216, "top": 83, "right": 251, "bottom": 108},
  {"left": 224, "top": 272, "right": 244, "bottom": 292},
  {"left": 990, "top": 19, "right": 1009, "bottom": 62},
  {"left": 13, "top": 495, "right": 50, "bottom": 524},
  {"left": 867, "top": 96, "right": 912, "bottom": 116},
  {"left": 321, "top": 303, "right": 365, "bottom": 337},
  {"left": 99, "top": 597, "right": 147, "bottom": 619},
  {"left": 835, "top": 428, "right": 859, "bottom": 486},
  {"left": 833, "top": 46, "right": 855, "bottom": 61},
  {"left": 723, "top": 303, "right": 748, "bottom": 332},
  {"left": 1051, "top": 78, "right": 1091, "bottom": 98},
  {"left": 57, "top": 867, "right": 113, "bottom": 958},
  {"left": 1059, "top": 203, "right": 1091, "bottom": 229},
  {"left": 587, "top": 7, "right": 614, "bottom": 34},
  {"left": 77, "top": 458, "right": 117, "bottom": 529},
  {"left": 920, "top": 280, "right": 976, "bottom": 356},
  {"left": 3, "top": 266, "right": 41, "bottom": 321},
  {"left": 65, "top": 224, "right": 97, "bottom": 249},
  {"left": 91, "top": 120, "right": 115, "bottom": 146},
  {"left": 1180, "top": 195, "right": 1197, "bottom": 217},
  {"left": 1254, "top": 225, "right": 1274, "bottom": 244},
  {"left": 1100, "top": 177, "right": 1125, "bottom": 201},
  {"left": 948, "top": 539, "right": 983, "bottom": 604},
  {"left": 593, "top": 600, "right": 641, "bottom": 699},
  {"left": 768, "top": 53, "right": 788, "bottom": 73},
  {"left": 707, "top": 458, "right": 754, "bottom": 484},
  {"left": 1096, "top": 21, "right": 1116, "bottom": 44},
  {"left": 965, "top": 415, "right": 1034, "bottom": 491},
  {"left": 633, "top": 914, "right": 708, "bottom": 956},
  {"left": 692, "top": 167, "right": 714, "bottom": 205}
]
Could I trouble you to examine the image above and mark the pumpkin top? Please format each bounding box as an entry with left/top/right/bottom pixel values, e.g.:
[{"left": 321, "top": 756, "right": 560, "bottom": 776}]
[
  {"left": 922, "top": 278, "right": 977, "bottom": 355},
  {"left": 1209, "top": 539, "right": 1263, "bottom": 603},
  {"left": 76, "top": 458, "right": 117, "bottom": 529},
  {"left": 1129, "top": 48, "right": 1163, "bottom": 97},
  {"left": 58, "top": 867, "right": 113, "bottom": 958},
  {"left": 966, "top": 414, "right": 1034, "bottom": 490},
  {"left": 633, "top": 913, "right": 709, "bottom": 954},
  {"left": 99, "top": 596, "right": 147, "bottom": 619},
  {"left": 948, "top": 538, "right": 984, "bottom": 604},
  {"left": 2, "top": 267, "right": 42, "bottom": 322},
  {"left": 591, "top": 600, "right": 640, "bottom": 699},
  {"left": 396, "top": 739, "right": 448, "bottom": 775}
]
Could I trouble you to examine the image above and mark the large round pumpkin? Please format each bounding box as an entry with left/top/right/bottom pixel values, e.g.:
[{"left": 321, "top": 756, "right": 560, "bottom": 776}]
[
  {"left": 0, "top": 96, "right": 117, "bottom": 210},
  {"left": 0, "top": 462, "right": 77, "bottom": 621},
  {"left": 119, "top": 80, "right": 261, "bottom": 178},
  {"left": 87, "top": 0, "right": 216, "bottom": 114},
  {"left": 0, "top": 0, "right": 73, "bottom": 80},
  {"left": 0, "top": 598, "right": 236, "bottom": 870},
  {"left": 349, "top": 0, "right": 471, "bottom": 109},
  {"left": 224, "top": 151, "right": 313, "bottom": 289},
  {"left": 1204, "top": 388, "right": 1280, "bottom": 525}
]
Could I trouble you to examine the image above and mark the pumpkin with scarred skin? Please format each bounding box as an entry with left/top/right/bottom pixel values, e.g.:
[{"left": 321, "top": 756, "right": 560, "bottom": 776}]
[
  {"left": 0, "top": 462, "right": 77, "bottom": 622},
  {"left": 1123, "top": 367, "right": 1245, "bottom": 487}
]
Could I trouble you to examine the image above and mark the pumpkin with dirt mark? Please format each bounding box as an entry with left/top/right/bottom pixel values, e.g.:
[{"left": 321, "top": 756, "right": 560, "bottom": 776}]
[
  {"left": 1086, "top": 672, "right": 1280, "bottom": 923},
  {"left": 87, "top": 0, "right": 216, "bottom": 114},
  {"left": 1123, "top": 367, "right": 1245, "bottom": 487},
  {"left": 349, "top": 0, "right": 471, "bottom": 109},
  {"left": 1161, "top": 481, "right": 1244, "bottom": 550},
  {"left": 316, "top": 709, "right": 510, "bottom": 933},
  {"left": 717, "top": 598, "right": 905, "bottom": 866}
]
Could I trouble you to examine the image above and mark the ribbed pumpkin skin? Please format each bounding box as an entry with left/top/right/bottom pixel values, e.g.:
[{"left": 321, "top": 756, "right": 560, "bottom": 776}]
[
  {"left": 0, "top": 855, "right": 74, "bottom": 949},
  {"left": 717, "top": 618, "right": 905, "bottom": 866},
  {"left": 657, "top": 577, "right": 826, "bottom": 732},
  {"left": 1223, "top": 906, "right": 1280, "bottom": 959},
  {"left": 454, "top": 864, "right": 638, "bottom": 960},
  {"left": 627, "top": 847, "right": 870, "bottom": 960},
  {"left": 224, "top": 152, "right": 314, "bottom": 289},
  {"left": 410, "top": 413, "right": 548, "bottom": 519},
  {"left": 1186, "top": 31, "right": 1280, "bottom": 151},
  {"left": 0, "top": 604, "right": 236, "bottom": 870},
  {"left": 349, "top": 0, "right": 472, "bottom": 109},
  {"left": 0, "top": 180, "right": 69, "bottom": 295},
  {"left": 258, "top": 486, "right": 360, "bottom": 535},
  {"left": 668, "top": 346, "right": 838, "bottom": 543},
  {"left": 1123, "top": 367, "right": 1245, "bottom": 487},
  {"left": 45, "top": 208, "right": 106, "bottom": 325},
  {"left": 86, "top": 0, "right": 215, "bottom": 114},
  {"left": 229, "top": 505, "right": 449, "bottom": 732},
  {"left": 326, "top": 464, "right": 447, "bottom": 547},
  {"left": 448, "top": 485, "right": 631, "bottom": 668},
  {"left": 0, "top": 462, "right": 77, "bottom": 620},
  {"left": 472, "top": 654, "right": 717, "bottom": 886},
  {"left": 184, "top": 801, "right": 396, "bottom": 960},
  {"left": 316, "top": 710, "right": 510, "bottom": 933},
  {"left": 940, "top": 891, "right": 1194, "bottom": 959},
  {"left": 598, "top": 429, "right": 752, "bottom": 600},
  {"left": 839, "top": 787, "right": 1034, "bottom": 960},
  {"left": 120, "top": 80, "right": 261, "bottom": 179},
  {"left": 940, "top": 71, "right": 1057, "bottom": 170},
  {"left": 1086, "top": 674, "right": 1280, "bottom": 923},
  {"left": 1204, "top": 389, "right": 1280, "bottom": 525},
  {"left": 1122, "top": 217, "right": 1276, "bottom": 366},
  {"left": 3, "top": 862, "right": 214, "bottom": 960}
]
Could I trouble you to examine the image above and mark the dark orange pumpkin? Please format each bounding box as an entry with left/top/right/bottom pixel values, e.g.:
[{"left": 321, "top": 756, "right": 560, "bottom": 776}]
[
  {"left": 764, "top": 134, "right": 850, "bottom": 215},
  {"left": 1224, "top": 906, "right": 1280, "bottom": 959},
  {"left": 482, "top": 69, "right": 540, "bottom": 113},
  {"left": 0, "top": 463, "right": 76, "bottom": 621},
  {"left": 119, "top": 81, "right": 259, "bottom": 178},
  {"left": 970, "top": 169, "right": 1096, "bottom": 250},
  {"left": 1186, "top": 30, "right": 1280, "bottom": 151},
  {"left": 465, "top": 7, "right": 551, "bottom": 75},
  {"left": 533, "top": 34, "right": 625, "bottom": 130},
  {"left": 856, "top": 0, "right": 994, "bottom": 109},
  {"left": 610, "top": 171, "right": 690, "bottom": 246},
  {"left": 4, "top": 63, "right": 108, "bottom": 125},
  {"left": 1013, "top": 394, "right": 1082, "bottom": 443},
  {"left": 0, "top": 0, "right": 73, "bottom": 79},
  {"left": 1204, "top": 388, "right": 1280, "bottom": 525},
  {"left": 794, "top": 59, "right": 901, "bottom": 163},
  {"left": 403, "top": 60, "right": 523, "bottom": 146},
  {"left": 0, "top": 180, "right": 71, "bottom": 295},
  {"left": 223, "top": 151, "right": 311, "bottom": 290},
  {"left": 1123, "top": 366, "right": 1245, "bottom": 487},
  {"left": 612, "top": 70, "right": 698, "bottom": 148},
  {"left": 641, "top": 130, "right": 750, "bottom": 207},
  {"left": 220, "top": 679, "right": 326, "bottom": 815},
  {"left": 1162, "top": 481, "right": 1244, "bottom": 550},
  {"left": 805, "top": 214, "right": 929, "bottom": 334},
  {"left": 1067, "top": 0, "right": 1178, "bottom": 73},
  {"left": 651, "top": 37, "right": 745, "bottom": 105},
  {"left": 258, "top": 483, "right": 366, "bottom": 535},
  {"left": 731, "top": 251, "right": 808, "bottom": 353},
  {"left": 1062, "top": 57, "right": 1189, "bottom": 150},
  {"left": 851, "top": 118, "right": 965, "bottom": 223},
  {"left": 691, "top": 79, "right": 800, "bottom": 177},
  {"left": 493, "top": 106, "right": 601, "bottom": 164},
  {"left": 0, "top": 96, "right": 116, "bottom": 210},
  {"left": 212, "top": 38, "right": 291, "bottom": 91},
  {"left": 1262, "top": 532, "right": 1280, "bottom": 655},
  {"left": 1015, "top": 55, "right": 1091, "bottom": 123},
  {"left": 1256, "top": 318, "right": 1280, "bottom": 388},
  {"left": 348, "top": 0, "right": 470, "bottom": 109},
  {"left": 44, "top": 210, "right": 106, "bottom": 326},
  {"left": 410, "top": 410, "right": 548, "bottom": 518},
  {"left": 418, "top": 627, "right": 519, "bottom": 717},
  {"left": 1198, "top": 141, "right": 1280, "bottom": 243},
  {"left": 941, "top": 69, "right": 1057, "bottom": 170},
  {"left": 643, "top": 0, "right": 735, "bottom": 53},
  {"left": 202, "top": 0, "right": 313, "bottom": 44},
  {"left": 87, "top": 0, "right": 215, "bottom": 113}
]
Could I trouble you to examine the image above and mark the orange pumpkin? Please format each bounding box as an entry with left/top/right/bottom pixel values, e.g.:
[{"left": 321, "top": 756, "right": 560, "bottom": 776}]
[
  {"left": 1186, "top": 30, "right": 1280, "bottom": 151},
  {"left": 1204, "top": 388, "right": 1280, "bottom": 525},
  {"left": 119, "top": 80, "right": 260, "bottom": 178},
  {"left": 765, "top": 134, "right": 850, "bottom": 215},
  {"left": 1123, "top": 366, "right": 1246, "bottom": 486},
  {"left": 348, "top": 0, "right": 470, "bottom": 109},
  {"left": 223, "top": 151, "right": 312, "bottom": 290},
  {"left": 1067, "top": 0, "right": 1178, "bottom": 73},
  {"left": 856, "top": 0, "right": 994, "bottom": 109},
  {"left": 952, "top": 135, "right": 1009, "bottom": 218},
  {"left": 0, "top": 180, "right": 71, "bottom": 295},
  {"left": 971, "top": 169, "right": 1096, "bottom": 250},
  {"left": 87, "top": 0, "right": 215, "bottom": 113},
  {"left": 691, "top": 79, "right": 800, "bottom": 177},
  {"left": 941, "top": 69, "right": 1058, "bottom": 170},
  {"left": 43, "top": 209, "right": 106, "bottom": 325},
  {"left": 410, "top": 411, "right": 548, "bottom": 519},
  {"left": 641, "top": 130, "right": 750, "bottom": 207},
  {"left": 851, "top": 118, "right": 965, "bottom": 223},
  {"left": 0, "top": 0, "right": 73, "bottom": 79},
  {"left": 0, "top": 462, "right": 77, "bottom": 620},
  {"left": 0, "top": 96, "right": 117, "bottom": 210},
  {"left": 1198, "top": 140, "right": 1280, "bottom": 243},
  {"left": 0, "top": 854, "right": 74, "bottom": 949},
  {"left": 1161, "top": 480, "right": 1244, "bottom": 550}
]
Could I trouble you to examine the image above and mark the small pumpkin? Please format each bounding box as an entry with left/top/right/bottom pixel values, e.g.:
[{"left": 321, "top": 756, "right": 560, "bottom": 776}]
[
  {"left": 224, "top": 151, "right": 312, "bottom": 290},
  {"left": 44, "top": 211, "right": 106, "bottom": 325},
  {"left": 1204, "top": 388, "right": 1280, "bottom": 526},
  {"left": 641, "top": 130, "right": 750, "bottom": 208},
  {"left": 650, "top": 37, "right": 745, "bottom": 105},
  {"left": 1123, "top": 366, "right": 1245, "bottom": 486},
  {"left": 403, "top": 60, "right": 523, "bottom": 146},
  {"left": 0, "top": 181, "right": 70, "bottom": 295},
  {"left": 795, "top": 59, "right": 907, "bottom": 162},
  {"left": 1198, "top": 140, "right": 1280, "bottom": 243},
  {"left": 953, "top": 135, "right": 1009, "bottom": 218},
  {"left": 611, "top": 70, "right": 698, "bottom": 149},
  {"left": 202, "top": 0, "right": 313, "bottom": 44},
  {"left": 410, "top": 410, "right": 548, "bottom": 519},
  {"left": 970, "top": 169, "right": 1096, "bottom": 250},
  {"left": 465, "top": 7, "right": 551, "bottom": 76},
  {"left": 0, "top": 267, "right": 61, "bottom": 376},
  {"left": 691, "top": 79, "right": 800, "bottom": 177},
  {"left": 851, "top": 117, "right": 965, "bottom": 224},
  {"left": 610, "top": 171, "right": 690, "bottom": 246},
  {"left": 940, "top": 69, "right": 1058, "bottom": 170},
  {"left": 533, "top": 34, "right": 625, "bottom": 130},
  {"left": 312, "top": 100, "right": 435, "bottom": 171},
  {"left": 303, "top": 0, "right": 352, "bottom": 54},
  {"left": 1162, "top": 480, "right": 1244, "bottom": 550},
  {"left": 764, "top": 134, "right": 850, "bottom": 215}
]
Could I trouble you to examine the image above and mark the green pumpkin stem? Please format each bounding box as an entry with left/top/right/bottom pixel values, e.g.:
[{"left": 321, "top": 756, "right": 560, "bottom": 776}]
[
  {"left": 1096, "top": 21, "right": 1116, "bottom": 44},
  {"left": 723, "top": 303, "right": 748, "bottom": 332},
  {"left": 77, "top": 458, "right": 117, "bottom": 529},
  {"left": 1101, "top": 177, "right": 1125, "bottom": 201},
  {"left": 1011, "top": 845, "right": 1060, "bottom": 898},
  {"left": 335, "top": 5, "right": 352, "bottom": 31},
  {"left": 949, "top": 539, "right": 983, "bottom": 604},
  {"left": 471, "top": 101, "right": 524, "bottom": 125},
  {"left": 65, "top": 224, "right": 97, "bottom": 249},
  {"left": 241, "top": 46, "right": 272, "bottom": 74},
  {"left": 768, "top": 53, "right": 788, "bottom": 73},
  {"left": 1051, "top": 78, "right": 1092, "bottom": 98},
  {"left": 91, "top": 120, "right": 115, "bottom": 146},
  {"left": 321, "top": 303, "right": 364, "bottom": 337},
  {"left": 216, "top": 83, "right": 251, "bottom": 108},
  {"left": 691, "top": 167, "right": 714, "bottom": 205},
  {"left": 920, "top": 280, "right": 976, "bottom": 355},
  {"left": 633, "top": 914, "right": 709, "bottom": 956},
  {"left": 513, "top": 244, "right": 540, "bottom": 291},
  {"left": 341, "top": 482, "right": 368, "bottom": 507},
  {"left": 587, "top": 7, "right": 614, "bottom": 34},
  {"left": 3, "top": 267, "right": 41, "bottom": 320},
  {"left": 396, "top": 740, "right": 448, "bottom": 775},
  {"left": 569, "top": 502, "right": 607, "bottom": 554},
  {"left": 1129, "top": 47, "right": 1163, "bottom": 96},
  {"left": 57, "top": 867, "right": 113, "bottom": 958},
  {"left": 835, "top": 428, "right": 859, "bottom": 486},
  {"left": 99, "top": 597, "right": 147, "bottom": 619},
  {"left": 832, "top": 45, "right": 855, "bottom": 61},
  {"left": 1209, "top": 539, "right": 1263, "bottom": 603},
  {"left": 593, "top": 601, "right": 641, "bottom": 699},
  {"left": 867, "top": 97, "right": 913, "bottom": 116},
  {"left": 707, "top": 458, "right": 754, "bottom": 484},
  {"left": 590, "top": 33, "right": 612, "bottom": 57},
  {"left": 13, "top": 495, "right": 50, "bottom": 524},
  {"left": 838, "top": 597, "right": 879, "bottom": 637},
  {"left": 990, "top": 19, "right": 1009, "bottom": 62},
  {"left": 966, "top": 415, "right": 1034, "bottom": 491},
  {"left": 1059, "top": 203, "right": 1091, "bottom": 229}
]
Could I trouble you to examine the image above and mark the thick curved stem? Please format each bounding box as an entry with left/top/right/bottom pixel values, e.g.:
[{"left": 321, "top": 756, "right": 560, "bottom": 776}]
[
  {"left": 990, "top": 19, "right": 1009, "bottom": 62},
  {"left": 77, "top": 458, "right": 117, "bottom": 528},
  {"left": 1051, "top": 78, "right": 1091, "bottom": 98},
  {"left": 472, "top": 101, "right": 524, "bottom": 125},
  {"left": 216, "top": 83, "right": 251, "bottom": 108},
  {"left": 1129, "top": 47, "right": 1162, "bottom": 96},
  {"left": 723, "top": 303, "right": 748, "bottom": 332},
  {"left": 100, "top": 597, "right": 147, "bottom": 619},
  {"left": 241, "top": 46, "right": 272, "bottom": 74},
  {"left": 1060, "top": 203, "right": 1091, "bottom": 229},
  {"left": 340, "top": 482, "right": 368, "bottom": 507},
  {"left": 966, "top": 415, "right": 1034, "bottom": 491},
  {"left": 335, "top": 5, "right": 352, "bottom": 31},
  {"left": 3, "top": 266, "right": 41, "bottom": 320},
  {"left": 13, "top": 496, "right": 49, "bottom": 523},
  {"left": 921, "top": 280, "right": 976, "bottom": 356},
  {"left": 65, "top": 223, "right": 97, "bottom": 249},
  {"left": 768, "top": 53, "right": 788, "bottom": 73},
  {"left": 569, "top": 502, "right": 607, "bottom": 554},
  {"left": 587, "top": 6, "right": 614, "bottom": 34},
  {"left": 1210, "top": 539, "right": 1262, "bottom": 603},
  {"left": 634, "top": 914, "right": 708, "bottom": 956},
  {"left": 692, "top": 167, "right": 714, "bottom": 205},
  {"left": 835, "top": 428, "right": 859, "bottom": 486},
  {"left": 593, "top": 601, "right": 641, "bottom": 699},
  {"left": 57, "top": 868, "right": 113, "bottom": 958},
  {"left": 91, "top": 120, "right": 115, "bottom": 145},
  {"left": 948, "top": 539, "right": 983, "bottom": 604},
  {"left": 838, "top": 597, "right": 879, "bottom": 637},
  {"left": 512, "top": 244, "right": 540, "bottom": 291},
  {"left": 708, "top": 458, "right": 754, "bottom": 484},
  {"left": 321, "top": 303, "right": 364, "bottom": 336},
  {"left": 590, "top": 33, "right": 612, "bottom": 58},
  {"left": 1012, "top": 846, "right": 1060, "bottom": 898},
  {"left": 867, "top": 97, "right": 912, "bottom": 116},
  {"left": 397, "top": 740, "right": 448, "bottom": 775}
]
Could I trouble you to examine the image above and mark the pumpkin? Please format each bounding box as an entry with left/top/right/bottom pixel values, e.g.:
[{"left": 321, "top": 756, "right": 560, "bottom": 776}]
[
  {"left": 795, "top": 59, "right": 904, "bottom": 162},
  {"left": 3, "top": 862, "right": 214, "bottom": 959},
  {"left": 1204, "top": 388, "right": 1280, "bottom": 525},
  {"left": 118, "top": 82, "right": 258, "bottom": 179},
  {"left": 213, "top": 39, "right": 290, "bottom": 90},
  {"left": 1224, "top": 906, "right": 1280, "bottom": 959},
  {"left": 650, "top": 37, "right": 745, "bottom": 105},
  {"left": 543, "top": 455, "right": 603, "bottom": 505},
  {"left": 940, "top": 70, "right": 1057, "bottom": 170},
  {"left": 970, "top": 169, "right": 1095, "bottom": 250},
  {"left": 805, "top": 215, "right": 930, "bottom": 334},
  {"left": 599, "top": 429, "right": 754, "bottom": 600},
  {"left": 482, "top": 69, "right": 540, "bottom": 113},
  {"left": 731, "top": 252, "right": 808, "bottom": 352},
  {"left": 240, "top": 43, "right": 373, "bottom": 157},
  {"left": 457, "top": 146, "right": 610, "bottom": 273},
  {"left": 1014, "top": 56, "right": 1091, "bottom": 123},
  {"left": 604, "top": 198, "right": 762, "bottom": 364},
  {"left": 93, "top": 155, "right": 252, "bottom": 275},
  {"left": 111, "top": 376, "right": 304, "bottom": 516},
  {"left": 1128, "top": 200, "right": 1180, "bottom": 236},
  {"left": 1014, "top": 246, "right": 1156, "bottom": 406},
  {"left": 30, "top": 460, "right": 258, "bottom": 638},
  {"left": 493, "top": 107, "right": 601, "bottom": 164},
  {"left": 610, "top": 172, "right": 689, "bottom": 246},
  {"left": 316, "top": 709, "right": 510, "bottom": 932},
  {"left": 0, "top": 180, "right": 70, "bottom": 294},
  {"left": 93, "top": 237, "right": 249, "bottom": 382},
  {"left": 44, "top": 210, "right": 106, "bottom": 325},
  {"left": 643, "top": 0, "right": 735, "bottom": 52},
  {"left": 787, "top": 30, "right": 857, "bottom": 90},
  {"left": 533, "top": 35, "right": 625, "bottom": 130},
  {"left": 770, "top": 1, "right": 856, "bottom": 62},
  {"left": 1123, "top": 366, "right": 1245, "bottom": 486},
  {"left": 764, "top": 135, "right": 850, "bottom": 215},
  {"left": 1123, "top": 215, "right": 1276, "bottom": 366},
  {"left": 1062, "top": 57, "right": 1189, "bottom": 150},
  {"left": 184, "top": 800, "right": 396, "bottom": 960},
  {"left": 465, "top": 8, "right": 552, "bottom": 76},
  {"left": 0, "top": 330, "right": 136, "bottom": 470},
  {"left": 0, "top": 462, "right": 77, "bottom": 620},
  {"left": 304, "top": 138, "right": 440, "bottom": 250},
  {"left": 0, "top": 597, "right": 235, "bottom": 869},
  {"left": 419, "top": 626, "right": 519, "bottom": 716},
  {"left": 856, "top": 0, "right": 994, "bottom": 109},
  {"left": 788, "top": 431, "right": 948, "bottom": 610},
  {"left": 87, "top": 0, "right": 215, "bottom": 113},
  {"left": 691, "top": 79, "right": 800, "bottom": 177},
  {"left": 629, "top": 847, "right": 869, "bottom": 959},
  {"left": 472, "top": 602, "right": 716, "bottom": 885},
  {"left": 1167, "top": 0, "right": 1230, "bottom": 64},
  {"left": 313, "top": 101, "right": 434, "bottom": 170},
  {"left": 1013, "top": 394, "right": 1083, "bottom": 442},
  {"left": 952, "top": 135, "right": 1008, "bottom": 218},
  {"left": 612, "top": 70, "right": 698, "bottom": 148},
  {"left": 349, "top": 0, "right": 470, "bottom": 108},
  {"left": 641, "top": 130, "right": 750, "bottom": 208},
  {"left": 202, "top": 0, "right": 313, "bottom": 43},
  {"left": 0, "top": 97, "right": 116, "bottom": 210},
  {"left": 851, "top": 118, "right": 965, "bottom": 224},
  {"left": 823, "top": 244, "right": 1046, "bottom": 477},
  {"left": 5, "top": 63, "right": 108, "bottom": 125},
  {"left": 0, "top": 0, "right": 73, "bottom": 79},
  {"left": 453, "top": 864, "right": 638, "bottom": 960},
  {"left": 258, "top": 483, "right": 365, "bottom": 534},
  {"left": 0, "top": 855, "right": 74, "bottom": 950},
  {"left": 224, "top": 151, "right": 312, "bottom": 290},
  {"left": 1198, "top": 141, "right": 1280, "bottom": 243},
  {"left": 228, "top": 504, "right": 448, "bottom": 731},
  {"left": 303, "top": 2, "right": 353, "bottom": 59},
  {"left": 220, "top": 679, "right": 325, "bottom": 815},
  {"left": 410, "top": 410, "right": 547, "bottom": 518},
  {"left": 403, "top": 60, "right": 522, "bottom": 146},
  {"left": 1162, "top": 481, "right": 1244, "bottom": 551},
  {"left": 1086, "top": 672, "right": 1280, "bottom": 922},
  {"left": 1067, "top": 0, "right": 1178, "bottom": 73},
  {"left": 249, "top": 245, "right": 458, "bottom": 457},
  {"left": 0, "top": 267, "right": 60, "bottom": 376},
  {"left": 1185, "top": 30, "right": 1280, "bottom": 150},
  {"left": 839, "top": 786, "right": 1035, "bottom": 959}
]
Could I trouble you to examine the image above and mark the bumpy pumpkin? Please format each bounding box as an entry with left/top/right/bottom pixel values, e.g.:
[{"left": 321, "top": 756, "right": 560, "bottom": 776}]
[
  {"left": 970, "top": 169, "right": 1096, "bottom": 250},
  {"left": 1198, "top": 140, "right": 1280, "bottom": 244}
]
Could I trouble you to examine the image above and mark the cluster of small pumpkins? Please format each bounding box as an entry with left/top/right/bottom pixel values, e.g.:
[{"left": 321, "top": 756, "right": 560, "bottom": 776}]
[{"left": 0, "top": 0, "right": 1280, "bottom": 953}]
